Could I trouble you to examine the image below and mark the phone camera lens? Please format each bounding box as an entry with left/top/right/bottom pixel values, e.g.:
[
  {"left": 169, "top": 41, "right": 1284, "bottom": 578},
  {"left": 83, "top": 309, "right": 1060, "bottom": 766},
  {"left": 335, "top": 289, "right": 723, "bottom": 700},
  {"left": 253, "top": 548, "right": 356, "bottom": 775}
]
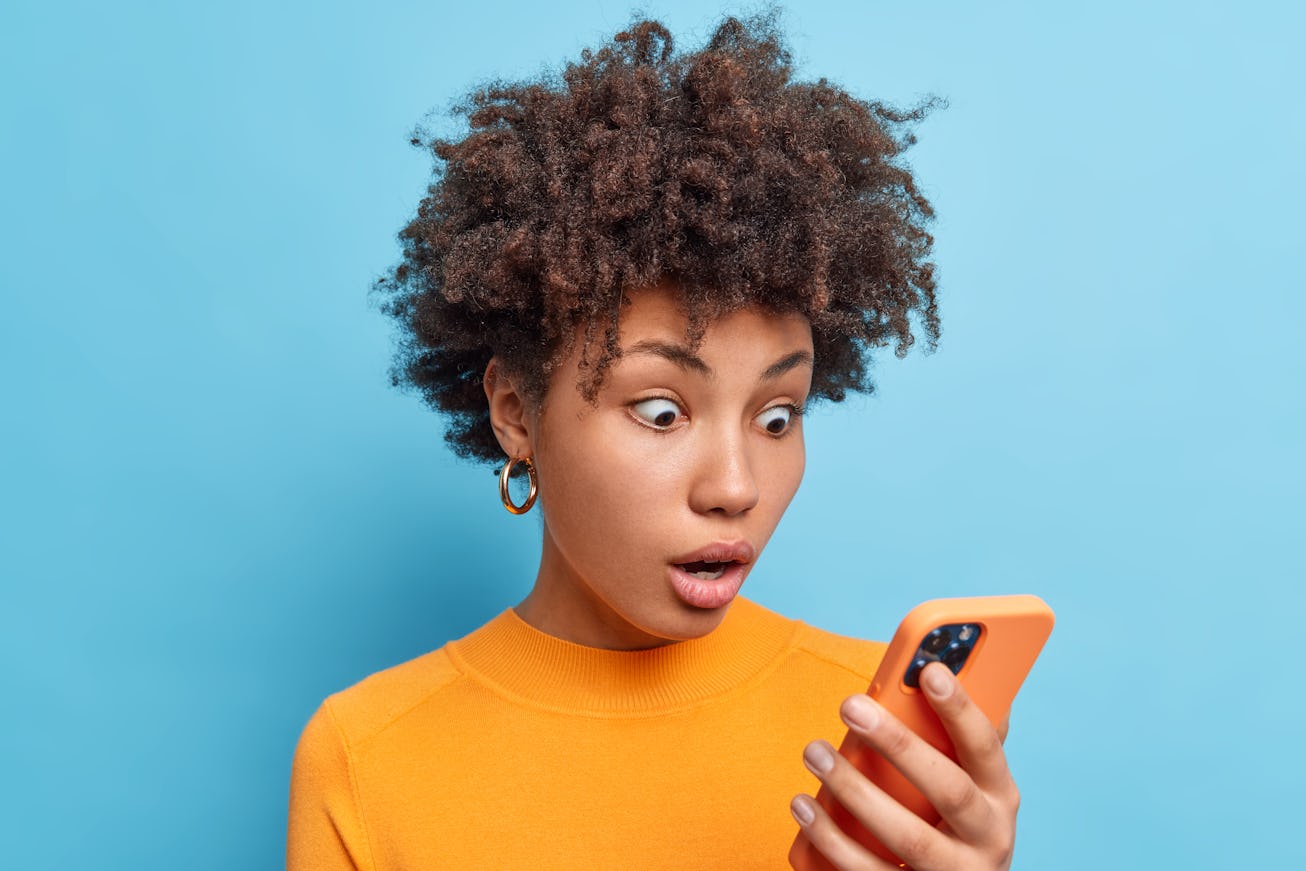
[
  {"left": 904, "top": 656, "right": 930, "bottom": 688},
  {"left": 922, "top": 628, "right": 951, "bottom": 654},
  {"left": 942, "top": 642, "right": 969, "bottom": 674}
]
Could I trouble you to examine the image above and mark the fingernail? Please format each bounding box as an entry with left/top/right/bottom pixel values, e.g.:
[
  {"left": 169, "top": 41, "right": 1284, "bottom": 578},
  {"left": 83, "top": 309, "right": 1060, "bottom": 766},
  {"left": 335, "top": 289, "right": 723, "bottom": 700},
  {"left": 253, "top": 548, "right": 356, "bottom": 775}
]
[
  {"left": 791, "top": 795, "right": 815, "bottom": 826},
  {"left": 803, "top": 740, "right": 835, "bottom": 776},
  {"left": 841, "top": 694, "right": 879, "bottom": 730},
  {"left": 923, "top": 663, "right": 953, "bottom": 697}
]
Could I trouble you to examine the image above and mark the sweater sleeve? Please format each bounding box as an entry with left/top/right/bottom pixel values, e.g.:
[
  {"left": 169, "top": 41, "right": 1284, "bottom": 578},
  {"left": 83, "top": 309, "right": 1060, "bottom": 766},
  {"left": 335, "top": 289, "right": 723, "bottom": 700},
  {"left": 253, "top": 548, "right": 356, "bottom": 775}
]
[{"left": 286, "top": 699, "right": 375, "bottom": 871}]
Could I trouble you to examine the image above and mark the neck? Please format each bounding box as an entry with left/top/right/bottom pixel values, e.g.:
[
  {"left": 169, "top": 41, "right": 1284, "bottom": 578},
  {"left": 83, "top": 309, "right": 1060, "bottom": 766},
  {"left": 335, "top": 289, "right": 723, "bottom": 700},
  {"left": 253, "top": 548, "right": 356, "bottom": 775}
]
[{"left": 514, "top": 525, "right": 680, "bottom": 651}]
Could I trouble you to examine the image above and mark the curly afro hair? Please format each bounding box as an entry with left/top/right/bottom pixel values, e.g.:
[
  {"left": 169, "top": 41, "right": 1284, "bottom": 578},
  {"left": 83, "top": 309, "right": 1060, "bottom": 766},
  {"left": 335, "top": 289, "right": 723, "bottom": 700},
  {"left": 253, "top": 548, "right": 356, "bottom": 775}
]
[{"left": 371, "top": 13, "right": 941, "bottom": 465}]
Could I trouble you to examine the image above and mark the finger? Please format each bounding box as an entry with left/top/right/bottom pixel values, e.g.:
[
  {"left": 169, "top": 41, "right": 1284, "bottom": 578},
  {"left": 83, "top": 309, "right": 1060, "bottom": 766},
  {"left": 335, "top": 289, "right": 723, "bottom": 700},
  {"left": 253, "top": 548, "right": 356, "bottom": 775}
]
[
  {"left": 800, "top": 740, "right": 956, "bottom": 871},
  {"left": 917, "top": 662, "right": 1015, "bottom": 796},
  {"left": 835, "top": 693, "right": 997, "bottom": 847},
  {"left": 790, "top": 792, "right": 901, "bottom": 871}
]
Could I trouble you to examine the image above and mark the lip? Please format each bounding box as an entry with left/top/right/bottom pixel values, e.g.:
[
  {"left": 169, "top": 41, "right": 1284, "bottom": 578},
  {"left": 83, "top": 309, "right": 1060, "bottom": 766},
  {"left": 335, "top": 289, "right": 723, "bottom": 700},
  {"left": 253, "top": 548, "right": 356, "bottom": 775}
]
[
  {"left": 669, "top": 540, "right": 756, "bottom": 567},
  {"left": 667, "top": 540, "right": 756, "bottom": 610}
]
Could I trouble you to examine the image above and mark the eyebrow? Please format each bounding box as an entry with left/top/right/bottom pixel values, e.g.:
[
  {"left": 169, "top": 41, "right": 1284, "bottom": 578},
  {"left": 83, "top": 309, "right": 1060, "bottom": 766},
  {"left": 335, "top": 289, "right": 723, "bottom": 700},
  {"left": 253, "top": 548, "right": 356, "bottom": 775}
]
[
  {"left": 624, "top": 340, "right": 813, "bottom": 382},
  {"left": 760, "top": 350, "right": 814, "bottom": 381}
]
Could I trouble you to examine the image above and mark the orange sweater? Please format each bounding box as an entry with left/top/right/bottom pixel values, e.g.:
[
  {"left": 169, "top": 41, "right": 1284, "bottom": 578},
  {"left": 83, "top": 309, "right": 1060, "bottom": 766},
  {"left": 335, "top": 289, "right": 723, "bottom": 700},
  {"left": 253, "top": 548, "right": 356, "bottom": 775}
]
[{"left": 286, "top": 597, "right": 886, "bottom": 869}]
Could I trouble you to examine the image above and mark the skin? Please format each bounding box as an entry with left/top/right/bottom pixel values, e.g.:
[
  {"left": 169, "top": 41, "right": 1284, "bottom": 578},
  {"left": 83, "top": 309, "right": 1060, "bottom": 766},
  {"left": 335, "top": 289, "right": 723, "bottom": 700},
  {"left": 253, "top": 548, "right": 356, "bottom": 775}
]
[
  {"left": 791, "top": 662, "right": 1020, "bottom": 870},
  {"left": 485, "top": 281, "right": 812, "bottom": 649},
  {"left": 484, "top": 282, "right": 1020, "bottom": 867}
]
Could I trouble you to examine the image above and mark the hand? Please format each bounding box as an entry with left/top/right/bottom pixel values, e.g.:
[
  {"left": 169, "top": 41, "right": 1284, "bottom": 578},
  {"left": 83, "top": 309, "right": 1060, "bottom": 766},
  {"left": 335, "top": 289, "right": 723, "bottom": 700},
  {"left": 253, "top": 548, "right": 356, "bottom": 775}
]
[{"left": 789, "top": 662, "right": 1020, "bottom": 870}]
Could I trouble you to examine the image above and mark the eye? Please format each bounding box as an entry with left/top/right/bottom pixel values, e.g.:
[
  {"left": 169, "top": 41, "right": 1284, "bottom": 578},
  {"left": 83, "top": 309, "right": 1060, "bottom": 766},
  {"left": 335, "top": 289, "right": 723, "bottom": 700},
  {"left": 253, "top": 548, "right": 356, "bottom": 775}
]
[
  {"left": 755, "top": 404, "right": 796, "bottom": 436},
  {"left": 631, "top": 397, "right": 683, "bottom": 430}
]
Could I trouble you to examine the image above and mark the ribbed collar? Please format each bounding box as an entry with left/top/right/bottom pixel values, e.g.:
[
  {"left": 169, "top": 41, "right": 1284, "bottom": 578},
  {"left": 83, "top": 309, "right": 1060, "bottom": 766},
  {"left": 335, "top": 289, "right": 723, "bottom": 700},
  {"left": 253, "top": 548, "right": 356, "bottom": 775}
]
[{"left": 444, "top": 597, "right": 800, "bottom": 716}]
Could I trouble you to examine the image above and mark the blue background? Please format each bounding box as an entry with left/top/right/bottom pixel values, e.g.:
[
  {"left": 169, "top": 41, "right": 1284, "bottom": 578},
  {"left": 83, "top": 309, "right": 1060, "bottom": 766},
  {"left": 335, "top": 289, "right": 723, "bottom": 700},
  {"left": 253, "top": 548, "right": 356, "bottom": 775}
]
[{"left": 2, "top": 1, "right": 1302, "bottom": 867}]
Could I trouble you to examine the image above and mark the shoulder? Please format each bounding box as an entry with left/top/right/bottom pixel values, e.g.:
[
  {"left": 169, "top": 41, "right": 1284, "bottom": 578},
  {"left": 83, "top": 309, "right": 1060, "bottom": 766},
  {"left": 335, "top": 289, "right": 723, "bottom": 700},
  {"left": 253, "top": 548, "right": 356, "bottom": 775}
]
[
  {"left": 289, "top": 642, "right": 473, "bottom": 869},
  {"left": 785, "top": 614, "right": 889, "bottom": 684},
  {"left": 733, "top": 596, "right": 887, "bottom": 683},
  {"left": 299, "top": 643, "right": 466, "bottom": 754}
]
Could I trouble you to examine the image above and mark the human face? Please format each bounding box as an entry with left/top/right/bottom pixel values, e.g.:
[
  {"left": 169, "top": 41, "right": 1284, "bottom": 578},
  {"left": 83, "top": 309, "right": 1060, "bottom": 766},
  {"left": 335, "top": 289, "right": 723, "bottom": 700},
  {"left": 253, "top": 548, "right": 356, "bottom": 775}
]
[{"left": 512, "top": 283, "right": 813, "bottom": 650}]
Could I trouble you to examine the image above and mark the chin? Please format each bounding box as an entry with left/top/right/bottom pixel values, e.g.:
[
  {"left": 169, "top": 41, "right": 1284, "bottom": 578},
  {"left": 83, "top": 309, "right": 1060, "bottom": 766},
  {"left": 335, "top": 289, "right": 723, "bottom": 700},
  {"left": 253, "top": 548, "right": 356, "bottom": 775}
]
[{"left": 645, "top": 599, "right": 733, "bottom": 643}]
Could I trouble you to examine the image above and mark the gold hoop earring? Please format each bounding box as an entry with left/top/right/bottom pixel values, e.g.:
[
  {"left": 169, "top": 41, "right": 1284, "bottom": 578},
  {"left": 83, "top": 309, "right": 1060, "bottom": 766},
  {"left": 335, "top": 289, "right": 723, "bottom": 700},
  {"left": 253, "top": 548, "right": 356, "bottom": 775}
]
[{"left": 499, "top": 456, "right": 538, "bottom": 515}]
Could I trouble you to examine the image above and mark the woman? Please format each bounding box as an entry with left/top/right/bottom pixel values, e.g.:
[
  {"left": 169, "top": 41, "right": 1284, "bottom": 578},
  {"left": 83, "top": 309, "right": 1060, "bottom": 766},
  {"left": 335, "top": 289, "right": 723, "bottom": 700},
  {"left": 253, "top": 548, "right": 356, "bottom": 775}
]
[{"left": 288, "top": 15, "right": 1021, "bottom": 870}]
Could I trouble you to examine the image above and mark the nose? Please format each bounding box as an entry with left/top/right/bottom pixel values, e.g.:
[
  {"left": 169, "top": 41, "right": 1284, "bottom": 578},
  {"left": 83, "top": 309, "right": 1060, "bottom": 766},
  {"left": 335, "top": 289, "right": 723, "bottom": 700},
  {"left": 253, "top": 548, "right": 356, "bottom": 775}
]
[{"left": 688, "top": 427, "right": 760, "bottom": 517}]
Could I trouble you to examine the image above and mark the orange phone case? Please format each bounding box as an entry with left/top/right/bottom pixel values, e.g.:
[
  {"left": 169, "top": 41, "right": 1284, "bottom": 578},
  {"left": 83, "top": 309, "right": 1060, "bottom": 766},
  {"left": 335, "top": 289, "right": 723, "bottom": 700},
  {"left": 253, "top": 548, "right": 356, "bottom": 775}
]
[{"left": 789, "top": 594, "right": 1055, "bottom": 869}]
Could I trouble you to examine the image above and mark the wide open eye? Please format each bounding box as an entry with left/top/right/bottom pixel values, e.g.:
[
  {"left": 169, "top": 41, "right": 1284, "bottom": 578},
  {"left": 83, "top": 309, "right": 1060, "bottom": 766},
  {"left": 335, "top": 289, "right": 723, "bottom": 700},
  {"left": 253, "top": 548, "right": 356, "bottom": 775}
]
[
  {"left": 755, "top": 405, "right": 794, "bottom": 436},
  {"left": 631, "top": 397, "right": 683, "bottom": 430}
]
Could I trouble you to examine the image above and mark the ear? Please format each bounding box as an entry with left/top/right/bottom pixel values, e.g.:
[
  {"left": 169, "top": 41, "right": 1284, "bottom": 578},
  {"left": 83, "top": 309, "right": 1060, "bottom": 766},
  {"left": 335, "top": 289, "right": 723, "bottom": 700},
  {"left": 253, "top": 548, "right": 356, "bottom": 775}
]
[{"left": 483, "top": 357, "right": 534, "bottom": 460}]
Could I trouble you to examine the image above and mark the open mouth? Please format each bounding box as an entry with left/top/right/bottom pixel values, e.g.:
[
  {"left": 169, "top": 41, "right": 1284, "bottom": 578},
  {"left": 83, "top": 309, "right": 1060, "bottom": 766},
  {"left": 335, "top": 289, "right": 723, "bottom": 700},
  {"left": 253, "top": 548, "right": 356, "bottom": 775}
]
[
  {"left": 676, "top": 560, "right": 733, "bottom": 580},
  {"left": 668, "top": 542, "right": 754, "bottom": 608}
]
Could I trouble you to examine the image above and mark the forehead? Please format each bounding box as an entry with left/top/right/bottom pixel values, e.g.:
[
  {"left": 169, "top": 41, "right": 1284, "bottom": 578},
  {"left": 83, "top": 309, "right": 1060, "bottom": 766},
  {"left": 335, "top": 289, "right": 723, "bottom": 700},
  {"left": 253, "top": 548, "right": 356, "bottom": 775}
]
[
  {"left": 536, "top": 281, "right": 813, "bottom": 416},
  {"left": 614, "top": 283, "right": 812, "bottom": 354}
]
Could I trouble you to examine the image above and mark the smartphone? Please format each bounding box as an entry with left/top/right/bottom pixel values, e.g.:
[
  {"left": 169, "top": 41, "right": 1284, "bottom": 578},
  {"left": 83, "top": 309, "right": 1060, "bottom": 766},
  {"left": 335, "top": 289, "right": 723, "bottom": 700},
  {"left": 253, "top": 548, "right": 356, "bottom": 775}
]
[{"left": 788, "top": 594, "right": 1055, "bottom": 869}]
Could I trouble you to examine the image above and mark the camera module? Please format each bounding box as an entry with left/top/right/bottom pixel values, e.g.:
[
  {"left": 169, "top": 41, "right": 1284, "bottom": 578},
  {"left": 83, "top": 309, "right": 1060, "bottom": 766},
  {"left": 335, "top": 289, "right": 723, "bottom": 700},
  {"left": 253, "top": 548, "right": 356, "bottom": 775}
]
[{"left": 922, "top": 628, "right": 951, "bottom": 654}]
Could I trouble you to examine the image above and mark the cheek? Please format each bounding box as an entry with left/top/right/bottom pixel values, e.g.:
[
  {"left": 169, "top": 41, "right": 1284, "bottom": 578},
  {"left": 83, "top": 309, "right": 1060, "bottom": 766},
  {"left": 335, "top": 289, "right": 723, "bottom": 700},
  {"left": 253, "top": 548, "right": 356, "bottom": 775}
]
[
  {"left": 759, "top": 439, "right": 806, "bottom": 518},
  {"left": 537, "top": 422, "right": 680, "bottom": 544},
  {"left": 787, "top": 448, "right": 806, "bottom": 496}
]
